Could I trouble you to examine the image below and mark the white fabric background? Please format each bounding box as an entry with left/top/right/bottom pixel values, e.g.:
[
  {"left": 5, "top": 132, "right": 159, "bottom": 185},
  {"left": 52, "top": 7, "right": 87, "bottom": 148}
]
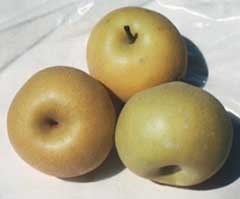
[{"left": 0, "top": 0, "right": 240, "bottom": 198}]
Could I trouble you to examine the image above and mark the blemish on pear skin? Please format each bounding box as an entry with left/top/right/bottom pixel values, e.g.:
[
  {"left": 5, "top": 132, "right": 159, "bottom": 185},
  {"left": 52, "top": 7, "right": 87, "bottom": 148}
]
[
  {"left": 105, "top": 19, "right": 111, "bottom": 24},
  {"left": 139, "top": 58, "right": 145, "bottom": 63},
  {"left": 157, "top": 26, "right": 165, "bottom": 32}
]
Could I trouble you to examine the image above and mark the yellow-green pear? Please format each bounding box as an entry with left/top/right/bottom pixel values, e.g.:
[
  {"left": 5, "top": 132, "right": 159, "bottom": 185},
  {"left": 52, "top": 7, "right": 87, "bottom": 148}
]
[
  {"left": 115, "top": 82, "right": 233, "bottom": 186},
  {"left": 87, "top": 7, "right": 187, "bottom": 101}
]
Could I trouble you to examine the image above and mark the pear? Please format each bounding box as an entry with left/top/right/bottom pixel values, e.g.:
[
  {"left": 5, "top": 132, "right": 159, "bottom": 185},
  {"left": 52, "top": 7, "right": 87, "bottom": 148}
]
[
  {"left": 8, "top": 66, "right": 116, "bottom": 178},
  {"left": 115, "top": 82, "right": 233, "bottom": 186}
]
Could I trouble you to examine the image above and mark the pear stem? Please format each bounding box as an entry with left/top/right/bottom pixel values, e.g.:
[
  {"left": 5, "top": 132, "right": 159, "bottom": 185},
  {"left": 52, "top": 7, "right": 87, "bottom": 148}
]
[{"left": 124, "top": 25, "right": 138, "bottom": 44}]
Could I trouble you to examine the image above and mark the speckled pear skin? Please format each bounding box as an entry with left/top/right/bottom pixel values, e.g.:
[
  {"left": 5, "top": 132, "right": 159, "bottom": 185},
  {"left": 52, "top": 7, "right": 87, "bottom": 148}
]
[
  {"left": 7, "top": 66, "right": 116, "bottom": 178},
  {"left": 115, "top": 82, "right": 233, "bottom": 186},
  {"left": 87, "top": 7, "right": 187, "bottom": 101}
]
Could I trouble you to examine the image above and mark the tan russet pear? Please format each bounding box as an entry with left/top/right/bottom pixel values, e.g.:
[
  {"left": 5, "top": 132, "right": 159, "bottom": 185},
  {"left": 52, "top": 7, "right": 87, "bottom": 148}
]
[{"left": 7, "top": 66, "right": 116, "bottom": 178}]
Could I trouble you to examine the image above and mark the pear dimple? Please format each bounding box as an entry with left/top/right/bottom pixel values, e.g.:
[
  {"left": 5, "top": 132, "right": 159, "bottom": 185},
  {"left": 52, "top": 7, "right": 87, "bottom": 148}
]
[
  {"left": 158, "top": 165, "right": 181, "bottom": 176},
  {"left": 43, "top": 117, "right": 59, "bottom": 129}
]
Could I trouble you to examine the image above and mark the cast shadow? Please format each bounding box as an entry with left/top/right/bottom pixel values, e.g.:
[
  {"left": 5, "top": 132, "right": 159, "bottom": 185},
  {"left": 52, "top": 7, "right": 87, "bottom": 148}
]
[
  {"left": 108, "top": 88, "right": 125, "bottom": 117},
  {"left": 181, "top": 37, "right": 209, "bottom": 88},
  {"left": 190, "top": 112, "right": 240, "bottom": 190},
  {"left": 61, "top": 145, "right": 125, "bottom": 183}
]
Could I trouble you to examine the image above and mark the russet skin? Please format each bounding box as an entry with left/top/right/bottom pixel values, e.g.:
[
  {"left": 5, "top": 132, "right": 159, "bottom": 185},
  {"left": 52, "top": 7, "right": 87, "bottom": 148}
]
[
  {"left": 7, "top": 66, "right": 116, "bottom": 178},
  {"left": 87, "top": 7, "right": 187, "bottom": 102},
  {"left": 115, "top": 82, "right": 233, "bottom": 186}
]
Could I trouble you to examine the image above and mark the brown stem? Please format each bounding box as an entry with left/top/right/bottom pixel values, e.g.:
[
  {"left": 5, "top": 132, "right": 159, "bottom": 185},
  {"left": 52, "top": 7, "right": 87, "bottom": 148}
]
[{"left": 124, "top": 25, "right": 138, "bottom": 44}]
